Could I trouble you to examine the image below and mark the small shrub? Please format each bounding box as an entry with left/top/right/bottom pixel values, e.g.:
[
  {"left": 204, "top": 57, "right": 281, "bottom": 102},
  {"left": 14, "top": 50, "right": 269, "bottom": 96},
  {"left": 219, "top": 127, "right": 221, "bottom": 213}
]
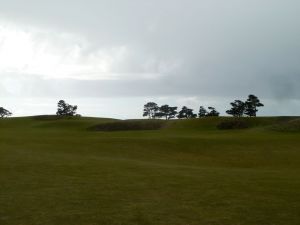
[
  {"left": 89, "top": 120, "right": 166, "bottom": 132},
  {"left": 32, "top": 115, "right": 77, "bottom": 120},
  {"left": 32, "top": 115, "right": 63, "bottom": 120},
  {"left": 217, "top": 119, "right": 250, "bottom": 130}
]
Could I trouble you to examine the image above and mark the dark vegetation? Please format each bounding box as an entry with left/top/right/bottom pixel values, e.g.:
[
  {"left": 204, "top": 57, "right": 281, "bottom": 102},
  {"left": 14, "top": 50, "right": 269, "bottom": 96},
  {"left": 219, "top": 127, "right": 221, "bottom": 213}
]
[
  {"left": 32, "top": 115, "right": 77, "bottom": 121},
  {"left": 89, "top": 119, "right": 166, "bottom": 131},
  {"left": 217, "top": 119, "right": 250, "bottom": 130},
  {"left": 216, "top": 117, "right": 300, "bottom": 131}
]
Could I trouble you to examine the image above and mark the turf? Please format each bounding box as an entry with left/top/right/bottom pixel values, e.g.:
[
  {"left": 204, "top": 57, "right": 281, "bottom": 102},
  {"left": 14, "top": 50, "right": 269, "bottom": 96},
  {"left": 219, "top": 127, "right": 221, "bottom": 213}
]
[{"left": 0, "top": 116, "right": 300, "bottom": 225}]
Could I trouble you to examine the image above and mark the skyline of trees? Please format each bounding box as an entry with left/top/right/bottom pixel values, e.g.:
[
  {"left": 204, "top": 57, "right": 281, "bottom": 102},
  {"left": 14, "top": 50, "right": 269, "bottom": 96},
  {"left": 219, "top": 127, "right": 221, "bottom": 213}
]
[
  {"left": 0, "top": 95, "right": 264, "bottom": 119},
  {"left": 143, "top": 104, "right": 221, "bottom": 120}
]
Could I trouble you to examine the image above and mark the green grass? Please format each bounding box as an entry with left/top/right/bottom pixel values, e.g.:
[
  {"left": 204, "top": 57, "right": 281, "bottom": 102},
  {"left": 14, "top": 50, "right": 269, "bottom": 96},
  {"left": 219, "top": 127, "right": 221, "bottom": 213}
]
[{"left": 0, "top": 116, "right": 300, "bottom": 225}]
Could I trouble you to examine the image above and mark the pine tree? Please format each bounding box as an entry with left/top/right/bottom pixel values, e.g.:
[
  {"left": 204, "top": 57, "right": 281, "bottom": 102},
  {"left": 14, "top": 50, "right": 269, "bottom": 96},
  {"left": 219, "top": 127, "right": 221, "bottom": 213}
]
[
  {"left": 155, "top": 105, "right": 178, "bottom": 120},
  {"left": 226, "top": 100, "right": 245, "bottom": 117},
  {"left": 56, "top": 100, "right": 78, "bottom": 116},
  {"left": 198, "top": 106, "right": 207, "bottom": 118},
  {"left": 206, "top": 107, "right": 220, "bottom": 117},
  {"left": 143, "top": 102, "right": 159, "bottom": 119},
  {"left": 244, "top": 95, "right": 264, "bottom": 117},
  {"left": 177, "top": 106, "right": 197, "bottom": 119}
]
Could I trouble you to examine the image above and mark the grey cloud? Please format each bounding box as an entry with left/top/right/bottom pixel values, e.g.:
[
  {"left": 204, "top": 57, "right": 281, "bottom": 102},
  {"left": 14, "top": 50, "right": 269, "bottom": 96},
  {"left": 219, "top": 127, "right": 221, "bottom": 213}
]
[
  {"left": 2, "top": 73, "right": 300, "bottom": 101},
  {"left": 0, "top": 0, "right": 300, "bottom": 116}
]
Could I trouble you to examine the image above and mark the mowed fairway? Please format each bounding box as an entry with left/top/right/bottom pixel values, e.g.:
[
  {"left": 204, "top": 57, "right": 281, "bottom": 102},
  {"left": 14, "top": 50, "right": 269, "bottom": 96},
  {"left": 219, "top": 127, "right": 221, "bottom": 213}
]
[{"left": 1, "top": 117, "right": 300, "bottom": 225}]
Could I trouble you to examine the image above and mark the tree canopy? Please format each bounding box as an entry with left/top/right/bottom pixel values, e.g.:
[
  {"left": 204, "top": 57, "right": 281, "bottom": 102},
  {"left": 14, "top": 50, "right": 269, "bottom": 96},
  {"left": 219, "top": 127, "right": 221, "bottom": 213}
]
[
  {"left": 177, "top": 106, "right": 197, "bottom": 119},
  {"left": 244, "top": 95, "right": 264, "bottom": 117},
  {"left": 198, "top": 106, "right": 207, "bottom": 118},
  {"left": 155, "top": 105, "right": 178, "bottom": 120},
  {"left": 206, "top": 107, "right": 220, "bottom": 117},
  {"left": 143, "top": 102, "right": 159, "bottom": 119},
  {"left": 56, "top": 100, "right": 78, "bottom": 116},
  {"left": 0, "top": 107, "right": 12, "bottom": 118},
  {"left": 226, "top": 100, "right": 245, "bottom": 117},
  {"left": 226, "top": 95, "right": 264, "bottom": 117}
]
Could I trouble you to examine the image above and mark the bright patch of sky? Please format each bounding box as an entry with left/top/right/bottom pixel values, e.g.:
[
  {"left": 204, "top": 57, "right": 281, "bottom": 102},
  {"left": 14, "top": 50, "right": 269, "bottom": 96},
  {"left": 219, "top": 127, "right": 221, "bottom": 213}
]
[{"left": 0, "top": 21, "right": 129, "bottom": 80}]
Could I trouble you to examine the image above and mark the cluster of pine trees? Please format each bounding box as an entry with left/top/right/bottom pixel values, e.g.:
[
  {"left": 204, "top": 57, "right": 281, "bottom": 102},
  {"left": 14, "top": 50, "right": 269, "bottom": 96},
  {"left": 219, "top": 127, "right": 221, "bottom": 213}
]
[
  {"left": 143, "top": 95, "right": 264, "bottom": 120},
  {"left": 143, "top": 103, "right": 220, "bottom": 120},
  {"left": 226, "top": 95, "right": 264, "bottom": 117}
]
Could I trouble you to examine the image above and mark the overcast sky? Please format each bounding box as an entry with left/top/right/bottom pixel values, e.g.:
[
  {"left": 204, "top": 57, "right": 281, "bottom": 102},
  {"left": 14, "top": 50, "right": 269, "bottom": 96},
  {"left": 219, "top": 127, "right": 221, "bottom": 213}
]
[{"left": 0, "top": 0, "right": 299, "bottom": 118}]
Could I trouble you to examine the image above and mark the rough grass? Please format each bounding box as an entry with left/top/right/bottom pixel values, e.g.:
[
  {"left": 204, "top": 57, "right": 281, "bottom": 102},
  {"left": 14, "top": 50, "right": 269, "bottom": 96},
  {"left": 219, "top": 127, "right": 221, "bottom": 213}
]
[
  {"left": 0, "top": 116, "right": 300, "bottom": 225},
  {"left": 217, "top": 119, "right": 250, "bottom": 130},
  {"left": 270, "top": 118, "right": 300, "bottom": 132},
  {"left": 216, "top": 117, "right": 300, "bottom": 131},
  {"left": 89, "top": 119, "right": 166, "bottom": 131}
]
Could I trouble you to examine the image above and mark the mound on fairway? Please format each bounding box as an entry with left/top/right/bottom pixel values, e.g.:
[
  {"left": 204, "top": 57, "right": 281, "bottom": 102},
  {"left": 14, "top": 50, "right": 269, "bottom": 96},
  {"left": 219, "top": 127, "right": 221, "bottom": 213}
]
[{"left": 1, "top": 116, "right": 300, "bottom": 225}]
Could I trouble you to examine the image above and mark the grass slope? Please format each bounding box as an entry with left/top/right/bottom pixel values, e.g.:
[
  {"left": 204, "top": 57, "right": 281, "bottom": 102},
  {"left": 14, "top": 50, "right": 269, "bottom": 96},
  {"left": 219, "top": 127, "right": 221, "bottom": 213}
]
[{"left": 0, "top": 116, "right": 300, "bottom": 225}]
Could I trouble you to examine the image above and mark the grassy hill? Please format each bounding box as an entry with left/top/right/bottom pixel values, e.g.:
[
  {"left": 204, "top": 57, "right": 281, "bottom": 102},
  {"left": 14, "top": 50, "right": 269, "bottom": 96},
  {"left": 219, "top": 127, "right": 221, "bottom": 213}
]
[{"left": 1, "top": 116, "right": 300, "bottom": 225}]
